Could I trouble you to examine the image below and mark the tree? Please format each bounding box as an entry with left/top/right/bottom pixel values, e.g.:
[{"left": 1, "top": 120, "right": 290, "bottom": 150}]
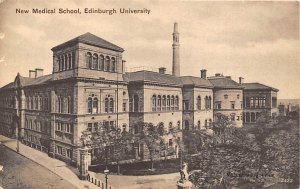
[
  {"left": 137, "top": 122, "right": 164, "bottom": 170},
  {"left": 213, "top": 113, "right": 233, "bottom": 144}
]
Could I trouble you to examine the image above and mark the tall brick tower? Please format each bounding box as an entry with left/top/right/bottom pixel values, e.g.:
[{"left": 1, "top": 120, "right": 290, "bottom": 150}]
[{"left": 172, "top": 22, "right": 180, "bottom": 76}]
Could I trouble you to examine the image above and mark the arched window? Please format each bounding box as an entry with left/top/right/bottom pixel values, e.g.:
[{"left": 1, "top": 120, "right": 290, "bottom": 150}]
[
  {"left": 197, "top": 96, "right": 201, "bottom": 110},
  {"left": 157, "top": 95, "right": 161, "bottom": 111},
  {"left": 109, "top": 98, "right": 114, "bottom": 113},
  {"left": 68, "top": 54, "right": 72, "bottom": 69},
  {"left": 86, "top": 52, "right": 92, "bottom": 68},
  {"left": 177, "top": 121, "right": 181, "bottom": 130},
  {"left": 67, "top": 97, "right": 71, "bottom": 114},
  {"left": 169, "top": 122, "right": 173, "bottom": 132},
  {"left": 93, "top": 97, "right": 98, "bottom": 113},
  {"left": 105, "top": 56, "right": 110, "bottom": 71},
  {"left": 133, "top": 95, "right": 139, "bottom": 112},
  {"left": 208, "top": 96, "right": 212, "bottom": 109},
  {"left": 60, "top": 97, "right": 64, "bottom": 113},
  {"left": 65, "top": 54, "right": 68, "bottom": 70},
  {"left": 92, "top": 54, "right": 98, "bottom": 69},
  {"left": 58, "top": 57, "right": 62, "bottom": 71},
  {"left": 111, "top": 57, "right": 116, "bottom": 72},
  {"left": 197, "top": 120, "right": 201, "bottom": 130},
  {"left": 162, "top": 95, "right": 166, "bottom": 111},
  {"left": 35, "top": 97, "right": 38, "bottom": 110},
  {"left": 88, "top": 97, "right": 92, "bottom": 113},
  {"left": 99, "top": 55, "right": 104, "bottom": 70},
  {"left": 171, "top": 95, "right": 174, "bottom": 110},
  {"left": 205, "top": 96, "right": 209, "bottom": 109},
  {"left": 105, "top": 98, "right": 109, "bottom": 113},
  {"left": 72, "top": 52, "right": 75, "bottom": 69},
  {"left": 175, "top": 96, "right": 179, "bottom": 110},
  {"left": 152, "top": 95, "right": 157, "bottom": 111},
  {"left": 167, "top": 95, "right": 170, "bottom": 110}
]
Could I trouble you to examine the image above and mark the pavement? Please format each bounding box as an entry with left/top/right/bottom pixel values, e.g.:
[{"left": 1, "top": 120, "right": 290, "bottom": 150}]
[
  {"left": 0, "top": 135, "right": 180, "bottom": 189},
  {"left": 0, "top": 135, "right": 99, "bottom": 189}
]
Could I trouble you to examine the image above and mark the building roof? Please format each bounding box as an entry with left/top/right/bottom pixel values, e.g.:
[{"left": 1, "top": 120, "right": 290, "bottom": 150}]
[
  {"left": 51, "top": 32, "right": 124, "bottom": 52},
  {"left": 123, "top": 70, "right": 182, "bottom": 87},
  {"left": 180, "top": 76, "right": 213, "bottom": 88},
  {"left": 0, "top": 74, "right": 52, "bottom": 90},
  {"left": 208, "top": 77, "right": 243, "bottom": 89},
  {"left": 242, "top": 82, "right": 279, "bottom": 92}
]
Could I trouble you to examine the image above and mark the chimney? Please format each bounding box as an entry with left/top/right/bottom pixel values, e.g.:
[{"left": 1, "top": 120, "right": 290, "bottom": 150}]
[
  {"left": 200, "top": 69, "right": 207, "bottom": 79},
  {"left": 225, "top": 76, "right": 231, "bottom": 79},
  {"left": 35, "top": 68, "right": 44, "bottom": 78},
  {"left": 172, "top": 22, "right": 180, "bottom": 76},
  {"left": 215, "top": 73, "right": 223, "bottom": 77},
  {"left": 239, "top": 77, "right": 244, "bottom": 84},
  {"left": 159, "top": 67, "right": 166, "bottom": 74},
  {"left": 29, "top": 70, "right": 36, "bottom": 78}
]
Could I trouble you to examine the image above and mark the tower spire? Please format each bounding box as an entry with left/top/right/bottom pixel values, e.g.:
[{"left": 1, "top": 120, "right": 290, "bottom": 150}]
[{"left": 172, "top": 22, "right": 180, "bottom": 76}]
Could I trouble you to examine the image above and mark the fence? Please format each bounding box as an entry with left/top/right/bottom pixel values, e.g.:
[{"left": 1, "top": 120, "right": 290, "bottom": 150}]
[{"left": 87, "top": 172, "right": 114, "bottom": 189}]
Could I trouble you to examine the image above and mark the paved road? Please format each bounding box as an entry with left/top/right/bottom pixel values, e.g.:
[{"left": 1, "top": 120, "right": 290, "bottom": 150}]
[{"left": 0, "top": 145, "right": 77, "bottom": 189}]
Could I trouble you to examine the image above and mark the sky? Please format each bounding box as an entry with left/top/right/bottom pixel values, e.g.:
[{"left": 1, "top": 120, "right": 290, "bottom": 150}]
[{"left": 0, "top": 0, "right": 299, "bottom": 99}]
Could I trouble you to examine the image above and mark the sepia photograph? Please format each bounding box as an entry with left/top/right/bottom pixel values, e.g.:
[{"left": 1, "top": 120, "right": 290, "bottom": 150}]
[{"left": 0, "top": 0, "right": 299, "bottom": 189}]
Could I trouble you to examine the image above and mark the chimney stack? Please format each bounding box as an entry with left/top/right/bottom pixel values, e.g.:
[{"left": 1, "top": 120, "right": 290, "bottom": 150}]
[
  {"left": 35, "top": 68, "right": 44, "bottom": 78},
  {"left": 200, "top": 69, "right": 207, "bottom": 79},
  {"left": 172, "top": 22, "right": 180, "bottom": 77},
  {"left": 29, "top": 70, "right": 36, "bottom": 78},
  {"left": 159, "top": 67, "right": 166, "bottom": 74},
  {"left": 239, "top": 77, "right": 244, "bottom": 84}
]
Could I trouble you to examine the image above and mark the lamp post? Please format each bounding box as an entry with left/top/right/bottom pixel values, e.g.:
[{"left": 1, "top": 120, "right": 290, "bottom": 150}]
[{"left": 104, "top": 169, "right": 109, "bottom": 189}]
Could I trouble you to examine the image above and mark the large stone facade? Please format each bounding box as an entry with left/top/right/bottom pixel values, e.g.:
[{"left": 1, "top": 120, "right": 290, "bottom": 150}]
[{"left": 0, "top": 27, "right": 278, "bottom": 165}]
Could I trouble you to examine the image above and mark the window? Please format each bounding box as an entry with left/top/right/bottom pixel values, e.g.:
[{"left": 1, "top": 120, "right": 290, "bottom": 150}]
[
  {"left": 105, "top": 56, "right": 110, "bottom": 71},
  {"left": 92, "top": 98, "right": 98, "bottom": 113},
  {"left": 86, "top": 52, "right": 92, "bottom": 68},
  {"left": 205, "top": 96, "right": 209, "bottom": 109},
  {"left": 208, "top": 96, "right": 212, "bottom": 109},
  {"left": 123, "top": 102, "right": 126, "bottom": 112},
  {"left": 169, "top": 122, "right": 173, "bottom": 131},
  {"left": 72, "top": 52, "right": 75, "bottom": 68},
  {"left": 197, "top": 96, "right": 201, "bottom": 110},
  {"left": 94, "top": 122, "right": 98, "bottom": 132},
  {"left": 64, "top": 54, "right": 68, "bottom": 70},
  {"left": 215, "top": 101, "right": 221, "bottom": 109},
  {"left": 231, "top": 101, "right": 235, "bottom": 109},
  {"left": 224, "top": 94, "right": 228, "bottom": 99},
  {"left": 169, "top": 139, "right": 173, "bottom": 147},
  {"left": 197, "top": 120, "right": 201, "bottom": 130},
  {"left": 152, "top": 95, "right": 157, "bottom": 111},
  {"left": 66, "top": 149, "right": 72, "bottom": 158},
  {"left": 171, "top": 95, "right": 174, "bottom": 110},
  {"left": 67, "top": 97, "right": 71, "bottom": 114},
  {"left": 111, "top": 57, "right": 116, "bottom": 72},
  {"left": 237, "top": 116, "right": 240, "bottom": 121},
  {"left": 105, "top": 98, "right": 109, "bottom": 113},
  {"left": 99, "top": 55, "right": 104, "bottom": 70},
  {"left": 175, "top": 96, "right": 179, "bottom": 110},
  {"left": 177, "top": 121, "right": 181, "bottom": 130},
  {"left": 35, "top": 97, "right": 38, "bottom": 110},
  {"left": 92, "top": 54, "right": 98, "bottom": 69},
  {"left": 261, "top": 97, "right": 266, "bottom": 107},
  {"left": 56, "top": 146, "right": 63, "bottom": 155},
  {"left": 162, "top": 95, "right": 166, "bottom": 111},
  {"left": 157, "top": 95, "right": 161, "bottom": 111},
  {"left": 251, "top": 112, "right": 256, "bottom": 122},
  {"left": 183, "top": 100, "right": 189, "bottom": 110},
  {"left": 109, "top": 98, "right": 114, "bottom": 112},
  {"left": 88, "top": 97, "right": 92, "bottom": 113},
  {"left": 167, "top": 95, "right": 170, "bottom": 110},
  {"left": 230, "top": 114, "right": 235, "bottom": 121},
  {"left": 250, "top": 97, "right": 254, "bottom": 108},
  {"left": 237, "top": 94, "right": 240, "bottom": 99},
  {"left": 88, "top": 123, "right": 93, "bottom": 132}
]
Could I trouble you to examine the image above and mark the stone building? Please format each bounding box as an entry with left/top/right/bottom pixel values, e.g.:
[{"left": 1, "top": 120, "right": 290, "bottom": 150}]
[
  {"left": 0, "top": 23, "right": 278, "bottom": 164},
  {"left": 241, "top": 80, "right": 279, "bottom": 124}
]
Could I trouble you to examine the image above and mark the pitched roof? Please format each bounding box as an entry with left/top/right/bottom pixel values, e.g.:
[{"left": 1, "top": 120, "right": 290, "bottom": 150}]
[
  {"left": 180, "top": 76, "right": 213, "bottom": 88},
  {"left": 242, "top": 82, "right": 279, "bottom": 92},
  {"left": 123, "top": 70, "right": 182, "bottom": 87},
  {"left": 51, "top": 32, "right": 124, "bottom": 52},
  {"left": 208, "top": 77, "right": 243, "bottom": 89},
  {"left": 0, "top": 74, "right": 52, "bottom": 90}
]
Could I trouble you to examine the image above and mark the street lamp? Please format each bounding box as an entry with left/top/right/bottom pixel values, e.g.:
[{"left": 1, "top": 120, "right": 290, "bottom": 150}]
[{"left": 104, "top": 169, "right": 109, "bottom": 189}]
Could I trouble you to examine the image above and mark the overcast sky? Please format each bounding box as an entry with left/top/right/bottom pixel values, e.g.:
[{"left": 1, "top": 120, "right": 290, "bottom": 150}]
[{"left": 0, "top": 0, "right": 299, "bottom": 99}]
